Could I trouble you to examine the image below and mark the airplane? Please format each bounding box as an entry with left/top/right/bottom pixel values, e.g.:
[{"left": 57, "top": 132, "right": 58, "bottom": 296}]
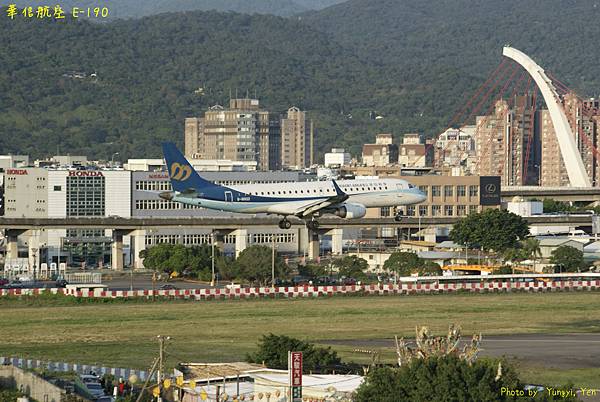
[{"left": 159, "top": 142, "right": 427, "bottom": 230}]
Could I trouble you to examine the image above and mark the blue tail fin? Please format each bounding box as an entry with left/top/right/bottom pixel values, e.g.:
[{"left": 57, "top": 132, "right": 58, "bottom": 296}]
[{"left": 162, "top": 142, "right": 218, "bottom": 193}]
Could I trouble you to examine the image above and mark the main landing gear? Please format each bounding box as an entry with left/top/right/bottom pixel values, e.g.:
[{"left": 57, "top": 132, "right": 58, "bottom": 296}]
[
  {"left": 305, "top": 219, "right": 320, "bottom": 231},
  {"left": 278, "top": 218, "right": 292, "bottom": 229}
]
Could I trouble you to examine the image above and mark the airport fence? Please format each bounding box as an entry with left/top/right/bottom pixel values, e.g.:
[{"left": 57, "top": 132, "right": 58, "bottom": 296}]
[
  {"left": 0, "top": 356, "right": 153, "bottom": 381},
  {"left": 1, "top": 279, "right": 600, "bottom": 299}
]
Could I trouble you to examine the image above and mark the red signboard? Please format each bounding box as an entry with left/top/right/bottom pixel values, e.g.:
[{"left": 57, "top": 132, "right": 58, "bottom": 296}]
[
  {"left": 289, "top": 351, "right": 302, "bottom": 401},
  {"left": 6, "top": 169, "right": 27, "bottom": 175}
]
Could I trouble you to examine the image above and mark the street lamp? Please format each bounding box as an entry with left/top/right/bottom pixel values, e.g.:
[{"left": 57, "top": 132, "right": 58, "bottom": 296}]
[
  {"left": 31, "top": 247, "right": 38, "bottom": 283},
  {"left": 271, "top": 233, "right": 277, "bottom": 289},
  {"left": 211, "top": 232, "right": 216, "bottom": 287}
]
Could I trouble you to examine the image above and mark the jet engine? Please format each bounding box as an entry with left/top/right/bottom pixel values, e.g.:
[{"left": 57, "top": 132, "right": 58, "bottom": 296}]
[{"left": 329, "top": 203, "right": 367, "bottom": 219}]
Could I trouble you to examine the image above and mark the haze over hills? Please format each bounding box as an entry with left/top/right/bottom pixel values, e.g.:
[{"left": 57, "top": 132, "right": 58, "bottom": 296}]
[
  {"left": 11, "top": 0, "right": 347, "bottom": 18},
  {"left": 1, "top": 0, "right": 600, "bottom": 160}
]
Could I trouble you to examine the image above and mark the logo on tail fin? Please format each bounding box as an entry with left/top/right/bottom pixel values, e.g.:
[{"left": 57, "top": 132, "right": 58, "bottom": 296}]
[{"left": 170, "top": 163, "right": 192, "bottom": 181}]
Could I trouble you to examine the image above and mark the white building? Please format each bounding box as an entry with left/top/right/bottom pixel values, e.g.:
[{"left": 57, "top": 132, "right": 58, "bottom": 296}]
[
  {"left": 506, "top": 199, "right": 543, "bottom": 217},
  {"left": 435, "top": 126, "right": 477, "bottom": 172},
  {"left": 0, "top": 155, "right": 29, "bottom": 170},
  {"left": 324, "top": 148, "right": 351, "bottom": 168}
]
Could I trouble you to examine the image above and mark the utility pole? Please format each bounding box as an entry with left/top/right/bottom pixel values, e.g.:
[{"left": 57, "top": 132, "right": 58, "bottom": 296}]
[
  {"left": 271, "top": 234, "right": 276, "bottom": 289},
  {"left": 211, "top": 232, "right": 216, "bottom": 287},
  {"left": 156, "top": 335, "right": 170, "bottom": 402}
]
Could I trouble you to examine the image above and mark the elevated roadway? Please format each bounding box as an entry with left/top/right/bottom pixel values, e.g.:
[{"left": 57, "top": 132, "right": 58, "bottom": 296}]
[
  {"left": 0, "top": 215, "right": 593, "bottom": 230},
  {"left": 1, "top": 215, "right": 592, "bottom": 270},
  {"left": 502, "top": 186, "right": 600, "bottom": 202}
]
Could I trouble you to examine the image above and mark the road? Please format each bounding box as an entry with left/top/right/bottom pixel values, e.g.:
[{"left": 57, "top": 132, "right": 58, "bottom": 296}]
[
  {"left": 321, "top": 333, "right": 600, "bottom": 369},
  {"left": 102, "top": 274, "right": 220, "bottom": 291}
]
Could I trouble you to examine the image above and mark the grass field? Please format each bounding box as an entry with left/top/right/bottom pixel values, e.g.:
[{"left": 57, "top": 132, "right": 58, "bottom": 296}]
[{"left": 1, "top": 292, "right": 599, "bottom": 387}]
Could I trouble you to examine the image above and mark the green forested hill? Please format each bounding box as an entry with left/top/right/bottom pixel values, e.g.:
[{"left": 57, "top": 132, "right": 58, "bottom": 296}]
[
  {"left": 11, "top": 0, "right": 347, "bottom": 18},
  {"left": 1, "top": 0, "right": 600, "bottom": 160},
  {"left": 303, "top": 0, "right": 600, "bottom": 94}
]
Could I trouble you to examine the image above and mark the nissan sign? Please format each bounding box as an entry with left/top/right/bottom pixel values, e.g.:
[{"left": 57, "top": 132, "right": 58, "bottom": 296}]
[{"left": 479, "top": 176, "right": 501, "bottom": 205}]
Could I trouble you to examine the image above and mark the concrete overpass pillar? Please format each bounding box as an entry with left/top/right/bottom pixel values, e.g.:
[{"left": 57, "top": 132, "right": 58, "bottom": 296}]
[
  {"left": 307, "top": 229, "right": 320, "bottom": 261},
  {"left": 212, "top": 231, "right": 226, "bottom": 253},
  {"left": 4, "top": 229, "right": 23, "bottom": 261},
  {"left": 329, "top": 228, "right": 343, "bottom": 256},
  {"left": 111, "top": 230, "right": 125, "bottom": 271},
  {"left": 129, "top": 229, "right": 147, "bottom": 270},
  {"left": 234, "top": 229, "right": 248, "bottom": 257}
]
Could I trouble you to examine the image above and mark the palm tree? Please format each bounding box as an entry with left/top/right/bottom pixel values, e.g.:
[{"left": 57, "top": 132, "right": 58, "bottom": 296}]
[{"left": 522, "top": 238, "right": 542, "bottom": 272}]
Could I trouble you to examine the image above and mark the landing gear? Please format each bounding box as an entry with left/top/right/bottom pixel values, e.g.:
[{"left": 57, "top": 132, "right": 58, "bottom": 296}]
[
  {"left": 394, "top": 214, "right": 404, "bottom": 222},
  {"left": 306, "top": 219, "right": 320, "bottom": 231},
  {"left": 278, "top": 218, "right": 292, "bottom": 229}
]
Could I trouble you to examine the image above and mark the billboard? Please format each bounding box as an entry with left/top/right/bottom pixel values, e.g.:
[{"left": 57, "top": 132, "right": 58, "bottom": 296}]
[
  {"left": 479, "top": 176, "right": 501, "bottom": 206},
  {"left": 288, "top": 351, "right": 303, "bottom": 401}
]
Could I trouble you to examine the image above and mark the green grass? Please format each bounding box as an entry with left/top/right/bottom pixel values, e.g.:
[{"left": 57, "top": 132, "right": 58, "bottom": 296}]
[{"left": 1, "top": 292, "right": 599, "bottom": 387}]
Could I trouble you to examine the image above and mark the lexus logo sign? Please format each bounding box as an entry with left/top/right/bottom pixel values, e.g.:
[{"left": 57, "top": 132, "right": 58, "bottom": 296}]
[{"left": 479, "top": 176, "right": 500, "bottom": 205}]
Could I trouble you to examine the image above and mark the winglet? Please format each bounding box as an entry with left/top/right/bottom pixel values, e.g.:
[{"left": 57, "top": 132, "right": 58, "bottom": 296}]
[{"left": 331, "top": 179, "right": 346, "bottom": 197}]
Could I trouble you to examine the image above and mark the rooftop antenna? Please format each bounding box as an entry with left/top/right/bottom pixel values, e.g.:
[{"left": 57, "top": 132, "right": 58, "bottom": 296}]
[
  {"left": 246, "top": 88, "right": 249, "bottom": 98},
  {"left": 235, "top": 88, "right": 238, "bottom": 98},
  {"left": 254, "top": 88, "right": 257, "bottom": 99}
]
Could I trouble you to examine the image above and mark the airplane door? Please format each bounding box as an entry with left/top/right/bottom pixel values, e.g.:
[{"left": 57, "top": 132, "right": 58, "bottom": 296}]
[{"left": 225, "top": 191, "right": 233, "bottom": 202}]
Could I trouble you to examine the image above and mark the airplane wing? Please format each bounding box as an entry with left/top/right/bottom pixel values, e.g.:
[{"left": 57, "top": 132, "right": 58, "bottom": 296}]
[{"left": 267, "top": 180, "right": 349, "bottom": 217}]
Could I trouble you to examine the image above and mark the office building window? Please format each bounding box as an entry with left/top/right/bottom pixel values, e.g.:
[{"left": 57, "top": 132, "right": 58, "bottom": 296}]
[
  {"left": 380, "top": 206, "right": 391, "bottom": 217},
  {"left": 66, "top": 176, "right": 105, "bottom": 217},
  {"left": 431, "top": 186, "right": 441, "bottom": 197},
  {"left": 418, "top": 185, "right": 428, "bottom": 196},
  {"left": 444, "top": 205, "right": 453, "bottom": 216},
  {"left": 457, "top": 185, "right": 466, "bottom": 197},
  {"left": 406, "top": 206, "right": 415, "bottom": 216},
  {"left": 444, "top": 186, "right": 453, "bottom": 197},
  {"left": 469, "top": 185, "right": 478, "bottom": 197},
  {"left": 432, "top": 205, "right": 442, "bottom": 216},
  {"left": 419, "top": 205, "right": 428, "bottom": 216},
  {"left": 469, "top": 205, "right": 478, "bottom": 214},
  {"left": 457, "top": 205, "right": 466, "bottom": 216}
]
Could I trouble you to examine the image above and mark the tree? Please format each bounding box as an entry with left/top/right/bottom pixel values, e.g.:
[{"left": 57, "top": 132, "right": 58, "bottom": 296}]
[
  {"left": 332, "top": 255, "right": 369, "bottom": 280},
  {"left": 298, "top": 262, "right": 328, "bottom": 279},
  {"left": 246, "top": 334, "right": 343, "bottom": 373},
  {"left": 522, "top": 238, "right": 542, "bottom": 270},
  {"left": 450, "top": 209, "right": 529, "bottom": 252},
  {"left": 140, "top": 243, "right": 219, "bottom": 279},
  {"left": 550, "top": 245, "right": 585, "bottom": 272},
  {"left": 383, "top": 251, "right": 441, "bottom": 276},
  {"left": 355, "top": 356, "right": 576, "bottom": 402},
  {"left": 234, "top": 245, "right": 289, "bottom": 286}
]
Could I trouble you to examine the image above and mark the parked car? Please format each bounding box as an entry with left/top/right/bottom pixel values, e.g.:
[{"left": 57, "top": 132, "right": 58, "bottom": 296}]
[
  {"left": 292, "top": 276, "right": 311, "bottom": 286},
  {"left": 0, "top": 278, "right": 9, "bottom": 286},
  {"left": 159, "top": 284, "right": 179, "bottom": 290},
  {"left": 341, "top": 277, "right": 357, "bottom": 286},
  {"left": 84, "top": 382, "right": 105, "bottom": 399},
  {"left": 80, "top": 374, "right": 101, "bottom": 384},
  {"left": 55, "top": 279, "right": 68, "bottom": 288}
]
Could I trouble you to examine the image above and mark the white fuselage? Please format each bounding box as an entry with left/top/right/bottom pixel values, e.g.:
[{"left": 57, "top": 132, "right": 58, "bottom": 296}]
[{"left": 171, "top": 178, "right": 426, "bottom": 217}]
